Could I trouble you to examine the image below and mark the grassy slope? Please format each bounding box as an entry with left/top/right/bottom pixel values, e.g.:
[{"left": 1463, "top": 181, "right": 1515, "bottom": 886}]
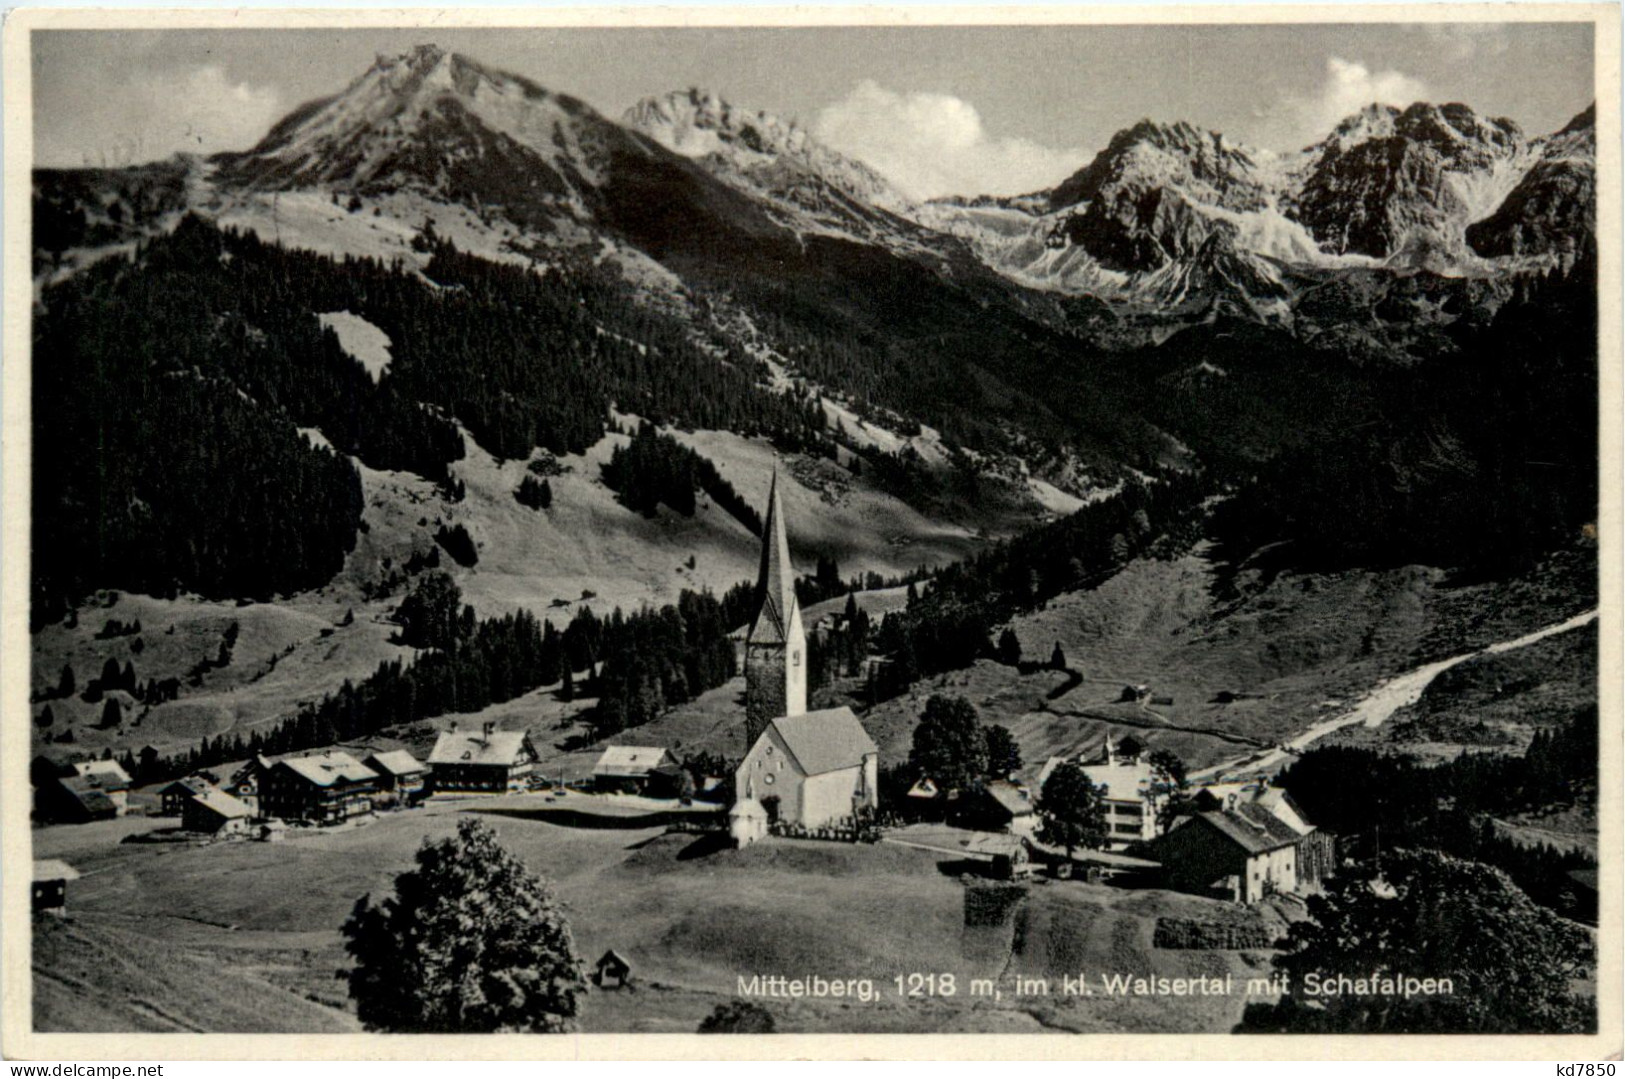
[
  {"left": 31, "top": 803, "right": 1285, "bottom": 1034},
  {"left": 30, "top": 418, "right": 1012, "bottom": 762},
  {"left": 855, "top": 545, "right": 1598, "bottom": 778},
  {"left": 390, "top": 541, "right": 1601, "bottom": 786}
]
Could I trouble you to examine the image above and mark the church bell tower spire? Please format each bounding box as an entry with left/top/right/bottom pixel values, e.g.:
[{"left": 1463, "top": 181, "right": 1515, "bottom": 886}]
[{"left": 744, "top": 466, "right": 807, "bottom": 750}]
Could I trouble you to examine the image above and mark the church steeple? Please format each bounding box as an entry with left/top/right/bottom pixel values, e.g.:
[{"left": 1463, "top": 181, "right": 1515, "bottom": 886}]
[
  {"left": 750, "top": 467, "right": 797, "bottom": 645},
  {"left": 744, "top": 466, "right": 807, "bottom": 751}
]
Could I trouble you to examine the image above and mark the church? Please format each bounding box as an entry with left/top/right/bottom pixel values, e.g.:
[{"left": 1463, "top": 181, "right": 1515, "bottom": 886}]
[{"left": 731, "top": 470, "right": 878, "bottom": 846}]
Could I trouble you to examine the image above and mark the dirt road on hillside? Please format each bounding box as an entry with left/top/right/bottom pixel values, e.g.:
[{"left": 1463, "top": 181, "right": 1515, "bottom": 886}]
[{"left": 1190, "top": 608, "right": 1599, "bottom": 783}]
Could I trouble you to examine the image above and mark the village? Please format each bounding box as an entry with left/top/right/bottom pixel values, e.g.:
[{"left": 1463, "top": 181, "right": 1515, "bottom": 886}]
[{"left": 32, "top": 469, "right": 1337, "bottom": 943}]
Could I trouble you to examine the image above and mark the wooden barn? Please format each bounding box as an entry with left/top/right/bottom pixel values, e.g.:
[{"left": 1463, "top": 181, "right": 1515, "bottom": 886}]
[{"left": 32, "top": 860, "right": 81, "bottom": 914}]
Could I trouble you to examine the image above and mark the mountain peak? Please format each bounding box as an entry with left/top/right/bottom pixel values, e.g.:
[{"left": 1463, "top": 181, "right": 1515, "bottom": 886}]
[
  {"left": 624, "top": 87, "right": 912, "bottom": 215},
  {"left": 1560, "top": 103, "right": 1596, "bottom": 136},
  {"left": 216, "top": 44, "right": 606, "bottom": 201}
]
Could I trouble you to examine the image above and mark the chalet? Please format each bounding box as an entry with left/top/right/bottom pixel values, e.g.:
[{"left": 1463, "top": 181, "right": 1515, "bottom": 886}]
[
  {"left": 227, "top": 755, "right": 274, "bottom": 813},
  {"left": 182, "top": 788, "right": 254, "bottom": 836},
  {"left": 362, "top": 750, "right": 429, "bottom": 804},
  {"left": 1154, "top": 803, "right": 1304, "bottom": 904},
  {"left": 39, "top": 774, "right": 122, "bottom": 824},
  {"left": 906, "top": 777, "right": 941, "bottom": 801},
  {"left": 159, "top": 777, "right": 214, "bottom": 816},
  {"left": 428, "top": 723, "right": 539, "bottom": 792},
  {"left": 594, "top": 949, "right": 633, "bottom": 989},
  {"left": 259, "top": 751, "right": 379, "bottom": 823},
  {"left": 956, "top": 780, "right": 1036, "bottom": 837},
  {"left": 592, "top": 746, "right": 672, "bottom": 795},
  {"left": 33, "top": 860, "right": 81, "bottom": 915},
  {"left": 1192, "top": 782, "right": 1333, "bottom": 889},
  {"left": 735, "top": 706, "right": 879, "bottom": 829},
  {"left": 65, "top": 760, "right": 132, "bottom": 816},
  {"left": 1037, "top": 735, "right": 1164, "bottom": 851},
  {"left": 72, "top": 759, "right": 133, "bottom": 799}
]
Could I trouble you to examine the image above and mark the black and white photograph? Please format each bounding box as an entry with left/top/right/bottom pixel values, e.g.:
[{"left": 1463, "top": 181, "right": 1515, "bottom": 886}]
[{"left": 7, "top": 7, "right": 1618, "bottom": 1053}]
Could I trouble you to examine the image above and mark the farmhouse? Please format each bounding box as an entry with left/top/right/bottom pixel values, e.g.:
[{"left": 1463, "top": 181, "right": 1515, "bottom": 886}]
[
  {"left": 183, "top": 788, "right": 254, "bottom": 836},
  {"left": 362, "top": 750, "right": 428, "bottom": 804},
  {"left": 592, "top": 746, "right": 672, "bottom": 795},
  {"left": 72, "top": 759, "right": 133, "bottom": 795},
  {"left": 259, "top": 751, "right": 379, "bottom": 823},
  {"left": 957, "top": 780, "right": 1036, "bottom": 837},
  {"left": 32, "top": 860, "right": 80, "bottom": 915},
  {"left": 428, "top": 723, "right": 539, "bottom": 792},
  {"left": 1193, "top": 782, "right": 1334, "bottom": 889},
  {"left": 39, "top": 773, "right": 123, "bottom": 824},
  {"left": 1154, "top": 803, "right": 1304, "bottom": 904},
  {"left": 159, "top": 776, "right": 214, "bottom": 816},
  {"left": 737, "top": 707, "right": 879, "bottom": 829}
]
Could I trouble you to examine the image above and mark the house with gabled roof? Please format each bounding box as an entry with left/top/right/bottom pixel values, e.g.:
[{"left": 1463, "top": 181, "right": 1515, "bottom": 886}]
[
  {"left": 1154, "top": 802, "right": 1306, "bottom": 904},
  {"left": 227, "top": 755, "right": 274, "bottom": 813},
  {"left": 39, "top": 768, "right": 128, "bottom": 823},
  {"left": 259, "top": 751, "right": 379, "bottom": 823},
  {"left": 428, "top": 722, "right": 538, "bottom": 792},
  {"left": 33, "top": 860, "right": 81, "bottom": 914},
  {"left": 72, "top": 759, "right": 132, "bottom": 789},
  {"left": 182, "top": 788, "right": 254, "bottom": 836},
  {"left": 591, "top": 746, "right": 671, "bottom": 794},
  {"left": 735, "top": 706, "right": 878, "bottom": 829},
  {"left": 362, "top": 750, "right": 429, "bottom": 803},
  {"left": 159, "top": 776, "right": 215, "bottom": 816}
]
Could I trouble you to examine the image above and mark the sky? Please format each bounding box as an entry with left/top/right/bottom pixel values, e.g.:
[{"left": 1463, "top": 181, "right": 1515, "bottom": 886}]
[{"left": 31, "top": 23, "right": 1597, "bottom": 199}]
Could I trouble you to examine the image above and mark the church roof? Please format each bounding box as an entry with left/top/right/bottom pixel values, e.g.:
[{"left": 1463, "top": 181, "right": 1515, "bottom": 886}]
[
  {"left": 768, "top": 707, "right": 877, "bottom": 777},
  {"left": 748, "top": 469, "right": 798, "bottom": 645}
]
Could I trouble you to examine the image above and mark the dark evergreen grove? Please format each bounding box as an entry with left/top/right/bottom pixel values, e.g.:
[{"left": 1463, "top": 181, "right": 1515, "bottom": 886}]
[
  {"left": 30, "top": 215, "right": 834, "bottom": 621},
  {"left": 601, "top": 420, "right": 770, "bottom": 533},
  {"left": 1277, "top": 718, "right": 1598, "bottom": 920}
]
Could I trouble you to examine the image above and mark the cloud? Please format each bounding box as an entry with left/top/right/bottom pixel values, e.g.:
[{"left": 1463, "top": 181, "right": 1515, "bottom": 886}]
[
  {"left": 50, "top": 65, "right": 282, "bottom": 168},
  {"left": 813, "top": 80, "right": 1087, "bottom": 199},
  {"left": 1422, "top": 23, "right": 1512, "bottom": 61},
  {"left": 1264, "top": 56, "right": 1430, "bottom": 150}
]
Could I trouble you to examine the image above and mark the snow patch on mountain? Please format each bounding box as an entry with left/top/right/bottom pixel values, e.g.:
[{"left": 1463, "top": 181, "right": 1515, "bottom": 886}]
[{"left": 318, "top": 311, "right": 393, "bottom": 381}]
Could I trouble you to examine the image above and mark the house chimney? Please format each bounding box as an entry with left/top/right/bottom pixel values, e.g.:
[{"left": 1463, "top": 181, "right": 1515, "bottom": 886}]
[{"left": 482, "top": 721, "right": 495, "bottom": 741}]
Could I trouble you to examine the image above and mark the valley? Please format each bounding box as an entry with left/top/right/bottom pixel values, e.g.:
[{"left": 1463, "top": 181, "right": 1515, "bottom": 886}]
[{"left": 23, "top": 35, "right": 1602, "bottom": 1042}]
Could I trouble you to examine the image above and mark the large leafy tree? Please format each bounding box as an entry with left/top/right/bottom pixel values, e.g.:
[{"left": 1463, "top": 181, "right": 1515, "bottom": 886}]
[
  {"left": 908, "top": 695, "right": 987, "bottom": 794},
  {"left": 1241, "top": 849, "right": 1595, "bottom": 1034},
  {"left": 984, "top": 724, "right": 1023, "bottom": 779},
  {"left": 341, "top": 818, "right": 586, "bottom": 1032},
  {"left": 1038, "top": 761, "right": 1108, "bottom": 858}
]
